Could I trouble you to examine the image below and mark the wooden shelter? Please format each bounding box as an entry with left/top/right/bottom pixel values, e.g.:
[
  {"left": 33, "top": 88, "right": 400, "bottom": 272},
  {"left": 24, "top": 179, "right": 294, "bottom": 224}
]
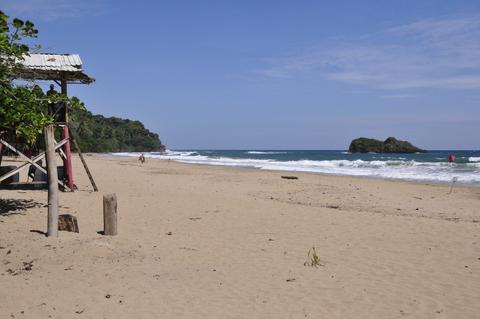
[
  {"left": 15, "top": 53, "right": 94, "bottom": 85},
  {"left": 0, "top": 53, "right": 95, "bottom": 191}
]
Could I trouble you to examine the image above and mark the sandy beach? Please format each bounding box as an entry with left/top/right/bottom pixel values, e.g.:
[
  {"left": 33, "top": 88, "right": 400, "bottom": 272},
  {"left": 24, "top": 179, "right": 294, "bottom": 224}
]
[{"left": 0, "top": 154, "right": 479, "bottom": 319}]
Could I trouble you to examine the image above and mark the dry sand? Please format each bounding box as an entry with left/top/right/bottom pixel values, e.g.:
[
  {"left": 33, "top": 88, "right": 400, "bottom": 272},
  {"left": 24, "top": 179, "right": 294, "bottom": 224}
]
[{"left": 0, "top": 154, "right": 479, "bottom": 318}]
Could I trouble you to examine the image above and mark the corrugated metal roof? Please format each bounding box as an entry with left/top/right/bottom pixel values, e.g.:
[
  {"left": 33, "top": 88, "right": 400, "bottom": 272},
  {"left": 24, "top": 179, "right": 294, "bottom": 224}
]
[
  {"left": 22, "top": 53, "right": 84, "bottom": 72},
  {"left": 15, "top": 53, "right": 94, "bottom": 84}
]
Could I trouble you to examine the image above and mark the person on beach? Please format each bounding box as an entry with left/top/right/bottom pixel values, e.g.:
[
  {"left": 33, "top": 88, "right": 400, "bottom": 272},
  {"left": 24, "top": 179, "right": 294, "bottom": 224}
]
[
  {"left": 46, "top": 84, "right": 66, "bottom": 122},
  {"left": 139, "top": 153, "right": 145, "bottom": 164},
  {"left": 449, "top": 154, "right": 456, "bottom": 163},
  {"left": 46, "top": 84, "right": 57, "bottom": 115},
  {"left": 47, "top": 84, "right": 56, "bottom": 96}
]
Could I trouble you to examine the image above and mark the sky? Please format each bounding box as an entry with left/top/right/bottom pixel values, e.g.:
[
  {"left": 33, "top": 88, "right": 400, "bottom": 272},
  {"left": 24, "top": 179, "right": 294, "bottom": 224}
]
[{"left": 1, "top": 0, "right": 480, "bottom": 150}]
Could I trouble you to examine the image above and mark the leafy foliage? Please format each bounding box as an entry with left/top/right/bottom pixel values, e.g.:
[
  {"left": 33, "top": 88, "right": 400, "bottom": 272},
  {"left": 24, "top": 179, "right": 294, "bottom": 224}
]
[
  {"left": 69, "top": 109, "right": 165, "bottom": 153},
  {"left": 0, "top": 11, "right": 84, "bottom": 144}
]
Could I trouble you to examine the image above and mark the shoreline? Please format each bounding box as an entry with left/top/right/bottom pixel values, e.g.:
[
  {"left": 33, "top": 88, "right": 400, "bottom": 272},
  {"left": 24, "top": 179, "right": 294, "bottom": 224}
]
[{"left": 106, "top": 153, "right": 480, "bottom": 187}]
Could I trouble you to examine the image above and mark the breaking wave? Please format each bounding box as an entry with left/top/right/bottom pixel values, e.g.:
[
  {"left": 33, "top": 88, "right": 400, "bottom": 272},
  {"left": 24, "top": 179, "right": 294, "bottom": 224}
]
[
  {"left": 112, "top": 150, "right": 480, "bottom": 184},
  {"left": 246, "top": 151, "right": 287, "bottom": 155}
]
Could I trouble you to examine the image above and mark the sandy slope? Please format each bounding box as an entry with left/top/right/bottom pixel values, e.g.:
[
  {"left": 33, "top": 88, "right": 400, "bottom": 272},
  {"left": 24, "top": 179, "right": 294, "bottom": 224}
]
[{"left": 0, "top": 154, "right": 479, "bottom": 319}]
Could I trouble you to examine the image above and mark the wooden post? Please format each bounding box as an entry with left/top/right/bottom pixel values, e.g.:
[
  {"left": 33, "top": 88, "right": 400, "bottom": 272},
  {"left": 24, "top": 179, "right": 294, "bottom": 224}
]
[
  {"left": 61, "top": 126, "right": 74, "bottom": 190},
  {"left": 0, "top": 141, "right": 3, "bottom": 166},
  {"left": 0, "top": 131, "right": 4, "bottom": 166},
  {"left": 103, "top": 193, "right": 117, "bottom": 235},
  {"left": 61, "top": 79, "right": 67, "bottom": 94},
  {"left": 44, "top": 125, "right": 59, "bottom": 237}
]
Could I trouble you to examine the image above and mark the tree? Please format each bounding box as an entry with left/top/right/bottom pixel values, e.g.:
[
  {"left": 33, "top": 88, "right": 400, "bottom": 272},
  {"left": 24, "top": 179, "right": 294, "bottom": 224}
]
[
  {"left": 68, "top": 108, "right": 165, "bottom": 152},
  {"left": 0, "top": 10, "right": 84, "bottom": 145}
]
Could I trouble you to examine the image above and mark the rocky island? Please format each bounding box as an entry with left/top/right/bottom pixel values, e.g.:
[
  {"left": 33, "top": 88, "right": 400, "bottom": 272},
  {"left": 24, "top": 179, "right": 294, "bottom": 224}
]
[{"left": 349, "top": 137, "right": 426, "bottom": 153}]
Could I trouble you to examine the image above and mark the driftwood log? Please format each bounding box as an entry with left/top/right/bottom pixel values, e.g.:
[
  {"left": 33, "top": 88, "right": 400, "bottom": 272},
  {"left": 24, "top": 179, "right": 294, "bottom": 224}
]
[{"left": 281, "top": 176, "right": 298, "bottom": 180}]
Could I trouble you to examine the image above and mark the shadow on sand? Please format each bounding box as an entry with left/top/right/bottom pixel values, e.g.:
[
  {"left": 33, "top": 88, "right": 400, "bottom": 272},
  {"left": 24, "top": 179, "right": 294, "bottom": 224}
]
[
  {"left": 29, "top": 229, "right": 47, "bottom": 236},
  {"left": 0, "top": 198, "right": 42, "bottom": 216}
]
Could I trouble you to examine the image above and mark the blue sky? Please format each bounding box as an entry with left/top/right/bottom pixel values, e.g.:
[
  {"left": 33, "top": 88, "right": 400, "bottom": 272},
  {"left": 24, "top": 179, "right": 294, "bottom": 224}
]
[{"left": 2, "top": 0, "right": 480, "bottom": 150}]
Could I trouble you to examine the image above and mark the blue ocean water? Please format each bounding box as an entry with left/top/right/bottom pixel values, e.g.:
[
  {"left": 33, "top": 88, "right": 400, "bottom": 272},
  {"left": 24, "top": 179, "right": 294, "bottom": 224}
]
[{"left": 113, "top": 150, "right": 480, "bottom": 184}]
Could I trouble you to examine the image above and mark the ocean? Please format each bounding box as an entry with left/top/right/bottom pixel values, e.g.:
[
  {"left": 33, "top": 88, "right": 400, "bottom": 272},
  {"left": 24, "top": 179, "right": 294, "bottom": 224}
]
[{"left": 113, "top": 150, "right": 480, "bottom": 184}]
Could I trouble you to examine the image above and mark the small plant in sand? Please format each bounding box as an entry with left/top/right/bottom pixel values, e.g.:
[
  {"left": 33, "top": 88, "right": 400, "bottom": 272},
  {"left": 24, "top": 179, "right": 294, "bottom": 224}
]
[{"left": 304, "top": 246, "right": 323, "bottom": 267}]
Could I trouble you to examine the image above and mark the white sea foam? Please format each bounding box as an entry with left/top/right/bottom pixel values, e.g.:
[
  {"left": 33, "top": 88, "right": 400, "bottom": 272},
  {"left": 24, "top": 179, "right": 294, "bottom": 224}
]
[
  {"left": 246, "top": 151, "right": 287, "bottom": 154},
  {"left": 469, "top": 157, "right": 480, "bottom": 162},
  {"left": 111, "top": 151, "right": 480, "bottom": 184}
]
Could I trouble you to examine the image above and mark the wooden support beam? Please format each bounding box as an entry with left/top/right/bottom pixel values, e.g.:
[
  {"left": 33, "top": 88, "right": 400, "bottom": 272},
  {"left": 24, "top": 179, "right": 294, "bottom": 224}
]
[
  {"left": 0, "top": 138, "right": 71, "bottom": 191},
  {"left": 69, "top": 129, "right": 98, "bottom": 192},
  {"left": 61, "top": 77, "right": 68, "bottom": 123},
  {"left": 61, "top": 78, "right": 68, "bottom": 95},
  {"left": 45, "top": 125, "right": 59, "bottom": 237},
  {"left": 61, "top": 126, "right": 74, "bottom": 190},
  {"left": 53, "top": 138, "right": 67, "bottom": 160},
  {"left": 103, "top": 193, "right": 118, "bottom": 236},
  {"left": 0, "top": 139, "right": 45, "bottom": 174},
  {"left": 0, "top": 152, "right": 45, "bottom": 184}
]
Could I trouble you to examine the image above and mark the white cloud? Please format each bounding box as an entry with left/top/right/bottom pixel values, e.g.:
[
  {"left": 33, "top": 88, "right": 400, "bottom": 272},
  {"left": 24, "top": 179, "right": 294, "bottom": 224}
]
[
  {"left": 258, "top": 15, "right": 480, "bottom": 90},
  {"left": 381, "top": 93, "right": 421, "bottom": 99},
  {"left": 0, "top": 0, "right": 108, "bottom": 21}
]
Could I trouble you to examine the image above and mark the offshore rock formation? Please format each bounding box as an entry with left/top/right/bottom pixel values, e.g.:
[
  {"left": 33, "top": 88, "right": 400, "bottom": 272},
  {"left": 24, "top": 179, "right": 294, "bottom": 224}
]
[{"left": 349, "top": 137, "right": 425, "bottom": 153}]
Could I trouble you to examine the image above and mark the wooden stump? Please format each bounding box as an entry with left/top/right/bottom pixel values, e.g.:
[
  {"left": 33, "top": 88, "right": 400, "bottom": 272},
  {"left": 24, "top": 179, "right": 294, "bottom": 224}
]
[
  {"left": 58, "top": 214, "right": 79, "bottom": 233},
  {"left": 103, "top": 193, "right": 117, "bottom": 236}
]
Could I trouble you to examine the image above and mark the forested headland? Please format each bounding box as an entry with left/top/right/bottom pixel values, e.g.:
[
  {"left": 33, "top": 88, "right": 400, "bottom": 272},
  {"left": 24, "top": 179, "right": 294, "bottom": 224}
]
[{"left": 69, "top": 109, "right": 165, "bottom": 153}]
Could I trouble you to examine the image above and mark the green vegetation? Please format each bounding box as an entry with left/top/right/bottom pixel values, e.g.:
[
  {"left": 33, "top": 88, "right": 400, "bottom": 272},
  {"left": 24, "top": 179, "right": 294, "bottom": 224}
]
[
  {"left": 0, "top": 11, "right": 84, "bottom": 144},
  {"left": 69, "top": 109, "right": 165, "bottom": 153},
  {"left": 304, "top": 246, "right": 323, "bottom": 267},
  {"left": 349, "top": 137, "right": 425, "bottom": 153}
]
